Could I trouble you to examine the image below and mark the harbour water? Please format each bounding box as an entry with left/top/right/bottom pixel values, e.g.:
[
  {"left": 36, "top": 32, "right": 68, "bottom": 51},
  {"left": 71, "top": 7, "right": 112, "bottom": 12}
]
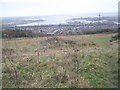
[{"left": 16, "top": 12, "right": 117, "bottom": 26}]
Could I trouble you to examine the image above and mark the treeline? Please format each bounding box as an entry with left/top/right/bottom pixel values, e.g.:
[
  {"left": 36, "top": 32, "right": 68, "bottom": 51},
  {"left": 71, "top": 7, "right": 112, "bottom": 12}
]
[
  {"left": 83, "top": 28, "right": 118, "bottom": 34},
  {"left": 1, "top": 28, "right": 118, "bottom": 38},
  {"left": 1, "top": 30, "right": 50, "bottom": 38}
]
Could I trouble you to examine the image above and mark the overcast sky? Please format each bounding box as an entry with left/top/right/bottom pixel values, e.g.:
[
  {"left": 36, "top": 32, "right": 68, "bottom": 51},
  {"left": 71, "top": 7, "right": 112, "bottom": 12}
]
[{"left": 0, "top": 0, "right": 119, "bottom": 17}]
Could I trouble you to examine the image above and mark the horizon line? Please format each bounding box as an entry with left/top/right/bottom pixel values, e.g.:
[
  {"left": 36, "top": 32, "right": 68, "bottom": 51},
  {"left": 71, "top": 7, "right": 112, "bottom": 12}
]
[{"left": 1, "top": 12, "right": 117, "bottom": 18}]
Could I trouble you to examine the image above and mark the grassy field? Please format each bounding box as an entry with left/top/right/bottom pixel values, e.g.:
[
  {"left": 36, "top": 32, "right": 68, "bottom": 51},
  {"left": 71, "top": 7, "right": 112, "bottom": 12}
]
[{"left": 2, "top": 33, "right": 118, "bottom": 88}]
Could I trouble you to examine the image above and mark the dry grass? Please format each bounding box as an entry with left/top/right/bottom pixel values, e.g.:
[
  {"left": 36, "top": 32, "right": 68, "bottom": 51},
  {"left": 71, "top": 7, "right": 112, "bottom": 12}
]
[{"left": 2, "top": 33, "right": 118, "bottom": 88}]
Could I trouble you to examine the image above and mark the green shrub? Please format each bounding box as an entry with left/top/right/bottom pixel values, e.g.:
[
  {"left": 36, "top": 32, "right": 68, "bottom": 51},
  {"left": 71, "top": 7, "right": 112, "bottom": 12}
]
[{"left": 110, "top": 33, "right": 119, "bottom": 42}]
